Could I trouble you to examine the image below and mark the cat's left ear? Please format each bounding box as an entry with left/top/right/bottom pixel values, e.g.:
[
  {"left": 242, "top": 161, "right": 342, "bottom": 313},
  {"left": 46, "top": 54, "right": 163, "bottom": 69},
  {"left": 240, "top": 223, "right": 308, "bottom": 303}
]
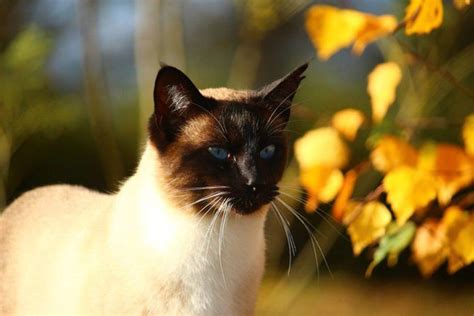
[{"left": 260, "top": 62, "right": 308, "bottom": 124}]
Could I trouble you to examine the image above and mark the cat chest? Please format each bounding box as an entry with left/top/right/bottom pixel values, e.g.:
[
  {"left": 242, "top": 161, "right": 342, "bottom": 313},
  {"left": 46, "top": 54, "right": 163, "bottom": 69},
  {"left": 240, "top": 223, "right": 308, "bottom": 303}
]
[
  {"left": 140, "top": 228, "right": 262, "bottom": 315},
  {"left": 142, "top": 256, "right": 249, "bottom": 315}
]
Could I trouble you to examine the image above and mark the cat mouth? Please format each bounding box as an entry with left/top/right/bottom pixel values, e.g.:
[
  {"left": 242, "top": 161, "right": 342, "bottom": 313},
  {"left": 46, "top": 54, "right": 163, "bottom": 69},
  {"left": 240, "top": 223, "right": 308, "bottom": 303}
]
[
  {"left": 187, "top": 185, "right": 279, "bottom": 215},
  {"left": 231, "top": 186, "right": 279, "bottom": 215}
]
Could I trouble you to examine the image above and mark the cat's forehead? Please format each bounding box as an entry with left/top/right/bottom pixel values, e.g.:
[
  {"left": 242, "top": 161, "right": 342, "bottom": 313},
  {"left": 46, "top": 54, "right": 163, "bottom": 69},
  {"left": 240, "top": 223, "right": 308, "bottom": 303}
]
[
  {"left": 179, "top": 103, "right": 266, "bottom": 148},
  {"left": 203, "top": 87, "right": 266, "bottom": 131},
  {"left": 200, "top": 87, "right": 257, "bottom": 101}
]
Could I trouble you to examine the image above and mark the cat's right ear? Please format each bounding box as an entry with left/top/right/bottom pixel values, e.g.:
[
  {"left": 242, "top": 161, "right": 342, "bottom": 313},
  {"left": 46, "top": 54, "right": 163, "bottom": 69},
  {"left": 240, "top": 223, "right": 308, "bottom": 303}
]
[
  {"left": 153, "top": 65, "right": 206, "bottom": 127},
  {"left": 150, "top": 66, "right": 208, "bottom": 149}
]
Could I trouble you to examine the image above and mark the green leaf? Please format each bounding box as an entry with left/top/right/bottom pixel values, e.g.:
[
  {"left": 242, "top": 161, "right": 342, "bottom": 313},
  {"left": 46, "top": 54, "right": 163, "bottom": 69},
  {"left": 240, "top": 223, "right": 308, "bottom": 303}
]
[{"left": 365, "top": 221, "right": 416, "bottom": 277}]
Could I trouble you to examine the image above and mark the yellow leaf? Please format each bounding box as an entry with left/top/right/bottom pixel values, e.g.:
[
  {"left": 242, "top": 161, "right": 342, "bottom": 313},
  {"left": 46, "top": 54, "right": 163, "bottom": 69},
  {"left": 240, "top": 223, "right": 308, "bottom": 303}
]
[
  {"left": 384, "top": 166, "right": 437, "bottom": 225},
  {"left": 405, "top": 0, "right": 443, "bottom": 35},
  {"left": 419, "top": 144, "right": 473, "bottom": 205},
  {"left": 453, "top": 0, "right": 471, "bottom": 9},
  {"left": 438, "top": 206, "right": 469, "bottom": 274},
  {"left": 370, "top": 135, "right": 418, "bottom": 173},
  {"left": 411, "top": 220, "right": 448, "bottom": 277},
  {"left": 331, "top": 109, "right": 365, "bottom": 141},
  {"left": 332, "top": 170, "right": 358, "bottom": 221},
  {"left": 294, "top": 127, "right": 350, "bottom": 170},
  {"left": 305, "top": 5, "right": 363, "bottom": 60},
  {"left": 318, "top": 169, "right": 344, "bottom": 203},
  {"left": 462, "top": 114, "right": 474, "bottom": 156},
  {"left": 451, "top": 217, "right": 474, "bottom": 267},
  {"left": 296, "top": 127, "right": 350, "bottom": 212},
  {"left": 412, "top": 208, "right": 471, "bottom": 276},
  {"left": 441, "top": 206, "right": 469, "bottom": 241},
  {"left": 352, "top": 14, "right": 398, "bottom": 55},
  {"left": 368, "top": 62, "right": 402, "bottom": 123},
  {"left": 305, "top": 5, "right": 397, "bottom": 60},
  {"left": 300, "top": 167, "right": 344, "bottom": 212},
  {"left": 347, "top": 201, "right": 392, "bottom": 255}
]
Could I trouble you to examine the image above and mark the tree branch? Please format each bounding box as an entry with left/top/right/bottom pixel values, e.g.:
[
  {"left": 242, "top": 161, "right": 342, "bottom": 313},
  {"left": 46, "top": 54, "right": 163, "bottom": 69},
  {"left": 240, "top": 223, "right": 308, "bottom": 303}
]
[{"left": 396, "top": 39, "right": 474, "bottom": 101}]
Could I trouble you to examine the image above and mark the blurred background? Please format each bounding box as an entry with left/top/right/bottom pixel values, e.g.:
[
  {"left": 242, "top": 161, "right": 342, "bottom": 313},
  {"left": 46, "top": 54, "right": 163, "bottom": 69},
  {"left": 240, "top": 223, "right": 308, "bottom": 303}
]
[{"left": 1, "top": 0, "right": 473, "bottom": 314}]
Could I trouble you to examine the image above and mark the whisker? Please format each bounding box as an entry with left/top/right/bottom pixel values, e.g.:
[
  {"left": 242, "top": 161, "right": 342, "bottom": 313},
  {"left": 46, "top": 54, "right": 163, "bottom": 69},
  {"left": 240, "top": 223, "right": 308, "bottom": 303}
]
[
  {"left": 276, "top": 196, "right": 332, "bottom": 277},
  {"left": 278, "top": 190, "right": 348, "bottom": 242},
  {"left": 183, "top": 191, "right": 228, "bottom": 209},
  {"left": 271, "top": 201, "right": 296, "bottom": 275},
  {"left": 197, "top": 196, "right": 223, "bottom": 224},
  {"left": 218, "top": 198, "right": 233, "bottom": 289},
  {"left": 182, "top": 185, "right": 230, "bottom": 191},
  {"left": 271, "top": 202, "right": 297, "bottom": 255},
  {"left": 278, "top": 185, "right": 307, "bottom": 195},
  {"left": 265, "top": 87, "right": 301, "bottom": 130},
  {"left": 268, "top": 128, "right": 300, "bottom": 138},
  {"left": 204, "top": 198, "right": 224, "bottom": 252},
  {"left": 279, "top": 185, "right": 347, "bottom": 221},
  {"left": 275, "top": 196, "right": 320, "bottom": 279},
  {"left": 274, "top": 192, "right": 326, "bottom": 240}
]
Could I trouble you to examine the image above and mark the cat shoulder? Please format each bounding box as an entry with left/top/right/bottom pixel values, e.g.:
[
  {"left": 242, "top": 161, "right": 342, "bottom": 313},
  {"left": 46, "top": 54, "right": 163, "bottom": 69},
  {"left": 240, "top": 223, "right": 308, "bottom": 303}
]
[{"left": 2, "top": 184, "right": 111, "bottom": 221}]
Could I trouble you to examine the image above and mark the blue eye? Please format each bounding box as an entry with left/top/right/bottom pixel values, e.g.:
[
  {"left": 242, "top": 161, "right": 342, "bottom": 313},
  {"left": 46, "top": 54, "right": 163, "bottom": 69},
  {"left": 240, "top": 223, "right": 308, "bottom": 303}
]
[
  {"left": 260, "top": 144, "right": 275, "bottom": 159},
  {"left": 208, "top": 147, "right": 229, "bottom": 160}
]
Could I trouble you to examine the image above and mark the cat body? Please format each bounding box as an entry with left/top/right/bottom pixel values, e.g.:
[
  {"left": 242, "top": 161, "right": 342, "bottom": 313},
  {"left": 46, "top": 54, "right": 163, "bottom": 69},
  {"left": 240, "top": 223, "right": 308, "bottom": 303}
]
[
  {"left": 1, "top": 145, "right": 265, "bottom": 315},
  {"left": 0, "top": 64, "right": 307, "bottom": 315}
]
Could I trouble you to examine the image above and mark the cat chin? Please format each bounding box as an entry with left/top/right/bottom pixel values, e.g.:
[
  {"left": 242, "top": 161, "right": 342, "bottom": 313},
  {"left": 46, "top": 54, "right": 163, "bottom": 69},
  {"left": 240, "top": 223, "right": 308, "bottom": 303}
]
[{"left": 232, "top": 202, "right": 271, "bottom": 217}]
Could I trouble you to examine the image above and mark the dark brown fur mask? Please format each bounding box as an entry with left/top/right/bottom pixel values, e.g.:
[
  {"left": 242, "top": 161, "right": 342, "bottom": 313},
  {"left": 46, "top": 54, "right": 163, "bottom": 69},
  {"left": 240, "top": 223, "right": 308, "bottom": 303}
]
[{"left": 148, "top": 63, "right": 308, "bottom": 215}]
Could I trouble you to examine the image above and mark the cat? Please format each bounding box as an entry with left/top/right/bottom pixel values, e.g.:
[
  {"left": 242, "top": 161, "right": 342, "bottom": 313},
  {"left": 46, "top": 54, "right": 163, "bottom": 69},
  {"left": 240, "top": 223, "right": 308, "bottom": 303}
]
[{"left": 0, "top": 62, "right": 307, "bottom": 315}]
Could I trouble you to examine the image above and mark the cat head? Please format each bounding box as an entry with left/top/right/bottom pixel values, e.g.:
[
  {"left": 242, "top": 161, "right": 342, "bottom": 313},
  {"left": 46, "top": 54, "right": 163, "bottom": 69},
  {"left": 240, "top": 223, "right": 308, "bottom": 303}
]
[{"left": 149, "top": 63, "right": 307, "bottom": 215}]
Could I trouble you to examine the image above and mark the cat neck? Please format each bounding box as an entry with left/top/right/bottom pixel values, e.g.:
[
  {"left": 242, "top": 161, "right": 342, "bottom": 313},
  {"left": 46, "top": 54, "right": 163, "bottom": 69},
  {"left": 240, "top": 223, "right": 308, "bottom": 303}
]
[{"left": 96, "top": 142, "right": 267, "bottom": 314}]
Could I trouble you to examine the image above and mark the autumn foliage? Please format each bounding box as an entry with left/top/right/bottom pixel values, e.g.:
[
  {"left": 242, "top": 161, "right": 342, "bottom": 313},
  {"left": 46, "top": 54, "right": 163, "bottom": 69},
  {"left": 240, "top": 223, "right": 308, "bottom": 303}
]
[{"left": 299, "top": 0, "right": 474, "bottom": 277}]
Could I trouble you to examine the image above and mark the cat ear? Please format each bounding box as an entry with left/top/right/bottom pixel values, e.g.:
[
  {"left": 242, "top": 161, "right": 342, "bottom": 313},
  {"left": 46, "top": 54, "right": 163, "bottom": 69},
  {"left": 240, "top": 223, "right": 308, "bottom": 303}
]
[
  {"left": 153, "top": 65, "right": 206, "bottom": 127},
  {"left": 260, "top": 62, "right": 308, "bottom": 124}
]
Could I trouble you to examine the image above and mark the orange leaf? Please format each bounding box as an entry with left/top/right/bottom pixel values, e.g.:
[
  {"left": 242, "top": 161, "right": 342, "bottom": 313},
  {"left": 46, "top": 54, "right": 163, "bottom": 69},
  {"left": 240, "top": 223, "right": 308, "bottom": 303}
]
[
  {"left": 405, "top": 0, "right": 443, "bottom": 35},
  {"left": 332, "top": 170, "right": 358, "bottom": 221},
  {"left": 347, "top": 201, "right": 392, "bottom": 255},
  {"left": 384, "top": 166, "right": 437, "bottom": 225},
  {"left": 419, "top": 144, "right": 473, "bottom": 205},
  {"left": 331, "top": 108, "right": 365, "bottom": 141},
  {"left": 370, "top": 135, "right": 418, "bottom": 173},
  {"left": 305, "top": 5, "right": 397, "bottom": 60},
  {"left": 368, "top": 62, "right": 402, "bottom": 123}
]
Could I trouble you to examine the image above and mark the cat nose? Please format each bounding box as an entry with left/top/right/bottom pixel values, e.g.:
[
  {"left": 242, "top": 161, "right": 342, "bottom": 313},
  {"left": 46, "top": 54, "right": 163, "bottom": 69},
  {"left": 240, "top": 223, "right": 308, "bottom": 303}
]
[
  {"left": 237, "top": 156, "right": 258, "bottom": 191},
  {"left": 245, "top": 179, "right": 258, "bottom": 193}
]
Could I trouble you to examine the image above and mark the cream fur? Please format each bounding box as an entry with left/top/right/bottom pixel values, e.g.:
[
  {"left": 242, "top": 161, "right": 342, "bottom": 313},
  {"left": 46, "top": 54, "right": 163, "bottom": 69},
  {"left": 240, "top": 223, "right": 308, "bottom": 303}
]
[{"left": 0, "top": 143, "right": 267, "bottom": 315}]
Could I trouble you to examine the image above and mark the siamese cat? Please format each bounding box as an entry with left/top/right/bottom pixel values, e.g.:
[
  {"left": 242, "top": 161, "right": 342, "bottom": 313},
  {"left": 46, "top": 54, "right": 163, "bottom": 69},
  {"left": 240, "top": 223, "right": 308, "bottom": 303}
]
[{"left": 0, "top": 62, "right": 307, "bottom": 315}]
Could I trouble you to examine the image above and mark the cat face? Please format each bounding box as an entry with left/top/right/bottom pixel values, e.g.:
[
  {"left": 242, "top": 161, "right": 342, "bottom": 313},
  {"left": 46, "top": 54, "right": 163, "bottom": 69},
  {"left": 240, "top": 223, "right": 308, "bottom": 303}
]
[{"left": 149, "top": 64, "right": 307, "bottom": 215}]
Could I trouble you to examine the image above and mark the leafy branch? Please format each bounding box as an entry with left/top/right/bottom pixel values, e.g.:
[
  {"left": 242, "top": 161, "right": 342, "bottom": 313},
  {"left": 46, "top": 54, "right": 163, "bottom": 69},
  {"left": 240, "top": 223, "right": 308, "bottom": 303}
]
[{"left": 299, "top": 0, "right": 474, "bottom": 277}]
